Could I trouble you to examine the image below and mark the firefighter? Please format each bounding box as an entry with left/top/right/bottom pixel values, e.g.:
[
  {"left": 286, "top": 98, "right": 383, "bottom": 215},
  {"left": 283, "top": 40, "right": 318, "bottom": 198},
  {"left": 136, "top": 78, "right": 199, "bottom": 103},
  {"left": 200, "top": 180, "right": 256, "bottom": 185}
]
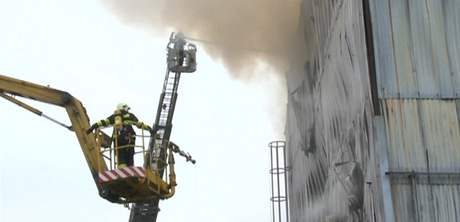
[{"left": 87, "top": 103, "right": 152, "bottom": 168}]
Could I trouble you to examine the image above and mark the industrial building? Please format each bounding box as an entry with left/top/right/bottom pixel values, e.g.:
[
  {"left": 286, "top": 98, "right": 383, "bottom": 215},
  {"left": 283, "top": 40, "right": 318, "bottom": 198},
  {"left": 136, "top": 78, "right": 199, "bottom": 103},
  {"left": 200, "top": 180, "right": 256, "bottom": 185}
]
[
  {"left": 1, "top": 1, "right": 459, "bottom": 221},
  {"left": 281, "top": 0, "right": 460, "bottom": 221}
]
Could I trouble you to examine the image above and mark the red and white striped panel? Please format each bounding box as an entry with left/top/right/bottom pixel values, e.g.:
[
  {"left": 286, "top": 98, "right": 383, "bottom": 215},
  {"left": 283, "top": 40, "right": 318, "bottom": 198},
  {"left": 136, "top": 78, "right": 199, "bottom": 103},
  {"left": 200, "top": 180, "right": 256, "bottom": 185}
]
[{"left": 98, "top": 166, "right": 146, "bottom": 183}]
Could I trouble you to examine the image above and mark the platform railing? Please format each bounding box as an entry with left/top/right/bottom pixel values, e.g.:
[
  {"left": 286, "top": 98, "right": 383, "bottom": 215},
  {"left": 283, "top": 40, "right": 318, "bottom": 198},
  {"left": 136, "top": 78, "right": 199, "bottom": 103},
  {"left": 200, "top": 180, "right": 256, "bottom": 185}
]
[{"left": 95, "top": 128, "right": 151, "bottom": 172}]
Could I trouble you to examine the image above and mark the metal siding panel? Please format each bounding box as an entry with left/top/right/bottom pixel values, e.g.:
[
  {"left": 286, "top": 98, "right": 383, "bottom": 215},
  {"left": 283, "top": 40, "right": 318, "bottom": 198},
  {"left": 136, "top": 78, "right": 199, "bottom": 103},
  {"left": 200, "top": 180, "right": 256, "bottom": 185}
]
[
  {"left": 384, "top": 99, "right": 460, "bottom": 222},
  {"left": 416, "top": 184, "right": 433, "bottom": 222},
  {"left": 393, "top": 183, "right": 460, "bottom": 222},
  {"left": 457, "top": 100, "right": 460, "bottom": 138},
  {"left": 370, "top": 0, "right": 399, "bottom": 98},
  {"left": 399, "top": 100, "right": 427, "bottom": 171},
  {"left": 442, "top": 101, "right": 460, "bottom": 170},
  {"left": 384, "top": 100, "right": 405, "bottom": 170},
  {"left": 391, "top": 184, "right": 413, "bottom": 222},
  {"left": 450, "top": 185, "right": 460, "bottom": 221},
  {"left": 384, "top": 100, "right": 426, "bottom": 171},
  {"left": 454, "top": 185, "right": 460, "bottom": 220},
  {"left": 419, "top": 100, "right": 460, "bottom": 172},
  {"left": 391, "top": 180, "right": 460, "bottom": 222},
  {"left": 389, "top": 0, "right": 418, "bottom": 97},
  {"left": 432, "top": 185, "right": 459, "bottom": 222},
  {"left": 426, "top": 0, "right": 454, "bottom": 98},
  {"left": 444, "top": 0, "right": 460, "bottom": 96},
  {"left": 374, "top": 116, "right": 396, "bottom": 222},
  {"left": 373, "top": 0, "right": 460, "bottom": 99},
  {"left": 408, "top": 0, "right": 439, "bottom": 97}
]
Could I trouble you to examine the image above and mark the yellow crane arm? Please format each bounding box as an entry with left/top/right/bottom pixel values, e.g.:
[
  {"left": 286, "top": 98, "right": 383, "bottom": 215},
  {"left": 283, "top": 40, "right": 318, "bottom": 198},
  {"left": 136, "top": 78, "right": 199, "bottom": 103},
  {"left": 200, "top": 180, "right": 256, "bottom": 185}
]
[{"left": 0, "top": 74, "right": 107, "bottom": 193}]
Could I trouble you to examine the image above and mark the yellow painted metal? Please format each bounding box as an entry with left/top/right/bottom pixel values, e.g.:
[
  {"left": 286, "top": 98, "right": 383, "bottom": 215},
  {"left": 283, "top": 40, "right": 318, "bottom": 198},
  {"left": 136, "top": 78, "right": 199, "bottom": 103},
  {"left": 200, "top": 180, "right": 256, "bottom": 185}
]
[
  {"left": 0, "top": 74, "right": 178, "bottom": 203},
  {"left": 163, "top": 146, "right": 176, "bottom": 199},
  {"left": 0, "top": 74, "right": 107, "bottom": 179}
]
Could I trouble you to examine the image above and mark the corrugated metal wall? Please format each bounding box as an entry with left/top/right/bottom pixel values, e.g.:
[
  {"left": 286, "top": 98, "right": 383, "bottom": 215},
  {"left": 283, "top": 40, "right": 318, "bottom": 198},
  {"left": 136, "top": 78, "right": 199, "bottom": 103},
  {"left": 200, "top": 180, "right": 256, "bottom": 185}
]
[
  {"left": 369, "top": 0, "right": 460, "bottom": 221},
  {"left": 286, "top": 0, "right": 458, "bottom": 221},
  {"left": 370, "top": 0, "right": 460, "bottom": 99},
  {"left": 285, "top": 0, "right": 382, "bottom": 221}
]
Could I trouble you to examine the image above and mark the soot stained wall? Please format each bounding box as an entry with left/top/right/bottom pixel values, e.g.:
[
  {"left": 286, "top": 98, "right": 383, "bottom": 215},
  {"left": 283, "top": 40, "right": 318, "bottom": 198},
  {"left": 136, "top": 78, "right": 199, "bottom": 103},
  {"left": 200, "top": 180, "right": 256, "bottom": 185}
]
[{"left": 285, "top": 0, "right": 383, "bottom": 221}]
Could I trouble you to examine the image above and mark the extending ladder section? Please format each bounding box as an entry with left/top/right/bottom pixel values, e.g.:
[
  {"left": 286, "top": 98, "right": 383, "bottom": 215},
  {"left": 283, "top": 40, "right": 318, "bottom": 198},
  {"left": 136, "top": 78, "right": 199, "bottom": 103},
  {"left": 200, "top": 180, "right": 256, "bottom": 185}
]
[
  {"left": 129, "top": 67, "right": 181, "bottom": 222},
  {"left": 129, "top": 32, "right": 196, "bottom": 222},
  {"left": 152, "top": 71, "right": 181, "bottom": 170}
]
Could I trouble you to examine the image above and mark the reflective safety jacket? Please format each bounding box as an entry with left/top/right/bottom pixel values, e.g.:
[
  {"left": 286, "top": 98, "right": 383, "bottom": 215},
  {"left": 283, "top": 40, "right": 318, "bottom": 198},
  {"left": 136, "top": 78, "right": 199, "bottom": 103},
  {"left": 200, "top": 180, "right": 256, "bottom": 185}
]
[{"left": 96, "top": 110, "right": 152, "bottom": 137}]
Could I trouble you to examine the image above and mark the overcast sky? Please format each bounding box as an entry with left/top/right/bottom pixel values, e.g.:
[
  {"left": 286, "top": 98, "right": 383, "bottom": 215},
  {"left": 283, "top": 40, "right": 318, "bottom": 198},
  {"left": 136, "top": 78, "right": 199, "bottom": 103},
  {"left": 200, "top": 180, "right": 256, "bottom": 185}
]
[{"left": 0, "top": 0, "right": 286, "bottom": 221}]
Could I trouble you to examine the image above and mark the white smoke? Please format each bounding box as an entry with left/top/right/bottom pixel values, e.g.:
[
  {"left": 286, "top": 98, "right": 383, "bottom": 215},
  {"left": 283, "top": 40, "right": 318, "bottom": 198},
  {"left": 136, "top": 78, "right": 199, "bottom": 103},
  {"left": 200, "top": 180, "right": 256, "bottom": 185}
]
[{"left": 101, "top": 0, "right": 303, "bottom": 77}]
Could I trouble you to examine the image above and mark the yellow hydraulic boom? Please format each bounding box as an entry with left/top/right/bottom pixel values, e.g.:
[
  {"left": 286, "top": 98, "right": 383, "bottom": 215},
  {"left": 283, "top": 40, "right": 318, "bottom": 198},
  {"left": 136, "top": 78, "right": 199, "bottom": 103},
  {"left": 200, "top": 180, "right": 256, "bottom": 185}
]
[
  {"left": 0, "top": 75, "right": 181, "bottom": 203},
  {"left": 1, "top": 32, "right": 197, "bottom": 222},
  {"left": 0, "top": 74, "right": 107, "bottom": 184},
  {"left": 0, "top": 74, "right": 183, "bottom": 204}
]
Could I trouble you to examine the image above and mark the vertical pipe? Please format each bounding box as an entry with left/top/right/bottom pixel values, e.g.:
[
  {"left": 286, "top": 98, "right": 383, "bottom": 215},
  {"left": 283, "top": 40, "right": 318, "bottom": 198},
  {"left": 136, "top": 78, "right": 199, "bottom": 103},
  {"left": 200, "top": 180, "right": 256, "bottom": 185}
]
[
  {"left": 114, "top": 131, "right": 118, "bottom": 169},
  {"left": 409, "top": 173, "right": 419, "bottom": 222},
  {"left": 96, "top": 129, "right": 101, "bottom": 172},
  {"left": 282, "top": 141, "right": 289, "bottom": 222},
  {"left": 275, "top": 142, "right": 282, "bottom": 222},
  {"left": 109, "top": 133, "right": 112, "bottom": 170},
  {"left": 270, "top": 144, "right": 275, "bottom": 222},
  {"left": 142, "top": 129, "right": 145, "bottom": 158}
]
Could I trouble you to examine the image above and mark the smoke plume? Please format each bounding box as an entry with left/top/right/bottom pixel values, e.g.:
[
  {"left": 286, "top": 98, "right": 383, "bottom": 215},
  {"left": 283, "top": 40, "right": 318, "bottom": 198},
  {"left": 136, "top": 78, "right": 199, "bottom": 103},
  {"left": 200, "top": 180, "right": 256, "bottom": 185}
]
[{"left": 101, "top": 0, "right": 302, "bottom": 77}]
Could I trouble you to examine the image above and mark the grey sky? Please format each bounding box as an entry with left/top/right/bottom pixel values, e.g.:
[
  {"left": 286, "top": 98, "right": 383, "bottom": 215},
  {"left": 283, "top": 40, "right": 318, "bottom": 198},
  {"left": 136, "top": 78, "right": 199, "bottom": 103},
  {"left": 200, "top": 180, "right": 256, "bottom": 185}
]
[{"left": 0, "top": 0, "right": 286, "bottom": 221}]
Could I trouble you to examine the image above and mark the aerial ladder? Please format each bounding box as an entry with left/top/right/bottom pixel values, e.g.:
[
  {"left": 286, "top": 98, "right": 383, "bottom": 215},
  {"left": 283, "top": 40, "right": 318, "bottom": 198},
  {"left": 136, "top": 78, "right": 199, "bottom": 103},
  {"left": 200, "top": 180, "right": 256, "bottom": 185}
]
[
  {"left": 0, "top": 32, "right": 197, "bottom": 222},
  {"left": 129, "top": 32, "right": 197, "bottom": 222}
]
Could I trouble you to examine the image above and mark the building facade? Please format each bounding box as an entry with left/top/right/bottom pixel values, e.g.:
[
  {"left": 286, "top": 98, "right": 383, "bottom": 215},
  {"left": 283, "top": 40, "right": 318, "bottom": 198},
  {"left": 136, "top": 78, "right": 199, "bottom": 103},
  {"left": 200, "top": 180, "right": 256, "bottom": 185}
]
[{"left": 285, "top": 0, "right": 460, "bottom": 221}]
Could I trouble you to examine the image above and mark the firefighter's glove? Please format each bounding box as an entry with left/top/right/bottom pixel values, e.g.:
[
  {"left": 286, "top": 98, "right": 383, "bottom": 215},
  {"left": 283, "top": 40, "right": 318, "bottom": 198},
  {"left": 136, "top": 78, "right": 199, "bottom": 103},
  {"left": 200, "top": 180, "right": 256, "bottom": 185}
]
[
  {"left": 146, "top": 126, "right": 153, "bottom": 134},
  {"left": 86, "top": 124, "right": 98, "bottom": 134}
]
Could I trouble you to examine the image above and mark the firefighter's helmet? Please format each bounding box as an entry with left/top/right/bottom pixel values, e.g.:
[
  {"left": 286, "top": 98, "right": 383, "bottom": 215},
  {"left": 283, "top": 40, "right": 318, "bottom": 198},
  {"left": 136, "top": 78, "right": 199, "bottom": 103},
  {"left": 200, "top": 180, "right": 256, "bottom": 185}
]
[{"left": 116, "top": 103, "right": 130, "bottom": 112}]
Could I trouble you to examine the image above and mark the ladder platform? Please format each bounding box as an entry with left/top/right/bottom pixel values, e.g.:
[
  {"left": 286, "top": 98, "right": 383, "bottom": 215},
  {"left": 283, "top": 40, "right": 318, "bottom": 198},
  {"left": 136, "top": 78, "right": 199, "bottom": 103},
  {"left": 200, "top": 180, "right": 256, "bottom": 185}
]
[
  {"left": 98, "top": 166, "right": 146, "bottom": 182},
  {"left": 98, "top": 166, "right": 171, "bottom": 203}
]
